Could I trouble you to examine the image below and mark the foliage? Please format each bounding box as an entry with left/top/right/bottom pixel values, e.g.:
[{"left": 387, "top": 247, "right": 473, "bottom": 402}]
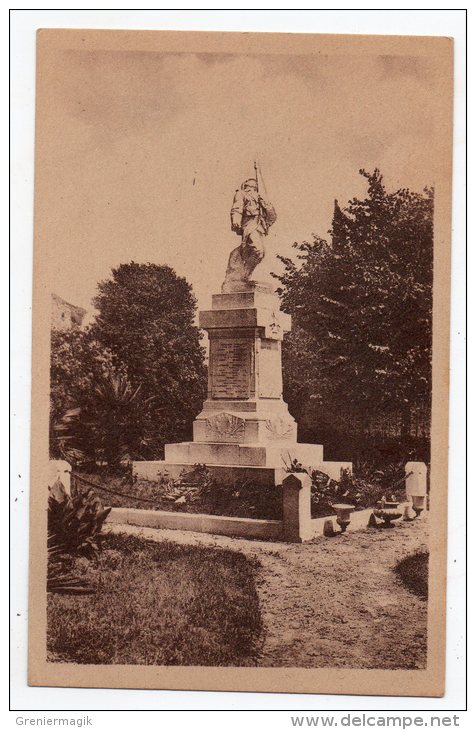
[
  {"left": 53, "top": 371, "right": 156, "bottom": 468},
  {"left": 394, "top": 550, "right": 429, "bottom": 600},
  {"left": 274, "top": 170, "right": 433, "bottom": 462},
  {"left": 49, "top": 328, "right": 121, "bottom": 457},
  {"left": 47, "top": 532, "right": 263, "bottom": 666},
  {"left": 90, "top": 262, "right": 207, "bottom": 457},
  {"left": 48, "top": 478, "right": 111, "bottom": 558},
  {"left": 177, "top": 464, "right": 282, "bottom": 519},
  {"left": 284, "top": 458, "right": 407, "bottom": 517},
  {"left": 50, "top": 263, "right": 206, "bottom": 464},
  {"left": 77, "top": 459, "right": 410, "bottom": 520},
  {"left": 47, "top": 544, "right": 95, "bottom": 595},
  {"left": 79, "top": 465, "right": 283, "bottom": 521}
]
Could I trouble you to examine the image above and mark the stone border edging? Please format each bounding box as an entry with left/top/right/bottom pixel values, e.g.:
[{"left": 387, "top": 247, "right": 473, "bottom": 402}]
[
  {"left": 108, "top": 507, "right": 283, "bottom": 540},
  {"left": 108, "top": 505, "right": 380, "bottom": 542}
]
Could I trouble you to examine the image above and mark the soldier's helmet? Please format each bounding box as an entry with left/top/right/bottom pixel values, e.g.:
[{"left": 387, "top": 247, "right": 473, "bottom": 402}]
[{"left": 241, "top": 178, "right": 258, "bottom": 191}]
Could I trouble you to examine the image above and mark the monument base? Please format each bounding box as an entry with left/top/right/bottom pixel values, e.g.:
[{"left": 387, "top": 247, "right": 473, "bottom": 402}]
[{"left": 133, "top": 440, "right": 352, "bottom": 487}]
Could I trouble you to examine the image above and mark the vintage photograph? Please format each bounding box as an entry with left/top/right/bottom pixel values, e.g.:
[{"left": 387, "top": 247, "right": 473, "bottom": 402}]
[{"left": 29, "top": 29, "right": 453, "bottom": 695}]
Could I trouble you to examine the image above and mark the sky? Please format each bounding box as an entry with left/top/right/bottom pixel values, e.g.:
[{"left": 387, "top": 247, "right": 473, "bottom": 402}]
[{"left": 39, "top": 46, "right": 442, "bottom": 317}]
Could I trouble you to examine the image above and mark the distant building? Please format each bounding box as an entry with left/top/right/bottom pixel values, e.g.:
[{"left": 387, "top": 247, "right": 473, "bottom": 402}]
[{"left": 51, "top": 293, "right": 87, "bottom": 331}]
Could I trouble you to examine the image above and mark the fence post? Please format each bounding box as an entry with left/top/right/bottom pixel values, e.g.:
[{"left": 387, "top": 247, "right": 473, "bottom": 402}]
[
  {"left": 282, "top": 473, "right": 312, "bottom": 543},
  {"left": 405, "top": 461, "right": 427, "bottom": 510},
  {"left": 48, "top": 459, "right": 72, "bottom": 496}
]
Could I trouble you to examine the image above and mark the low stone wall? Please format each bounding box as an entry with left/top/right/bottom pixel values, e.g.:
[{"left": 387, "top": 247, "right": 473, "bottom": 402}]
[
  {"left": 106, "top": 464, "right": 427, "bottom": 544},
  {"left": 108, "top": 505, "right": 376, "bottom": 543},
  {"left": 108, "top": 507, "right": 283, "bottom": 541}
]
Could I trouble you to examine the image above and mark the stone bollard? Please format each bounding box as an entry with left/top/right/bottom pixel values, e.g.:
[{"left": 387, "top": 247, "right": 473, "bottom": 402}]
[
  {"left": 282, "top": 472, "right": 312, "bottom": 543},
  {"left": 323, "top": 519, "right": 335, "bottom": 537},
  {"left": 405, "top": 461, "right": 427, "bottom": 513},
  {"left": 48, "top": 460, "right": 72, "bottom": 496}
]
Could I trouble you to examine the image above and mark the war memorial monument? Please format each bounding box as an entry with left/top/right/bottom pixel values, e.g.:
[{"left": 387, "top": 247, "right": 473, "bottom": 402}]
[{"left": 133, "top": 168, "right": 351, "bottom": 486}]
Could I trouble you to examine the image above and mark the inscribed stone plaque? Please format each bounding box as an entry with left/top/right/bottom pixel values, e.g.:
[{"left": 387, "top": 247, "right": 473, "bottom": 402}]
[
  {"left": 211, "top": 338, "right": 251, "bottom": 399},
  {"left": 259, "top": 340, "right": 282, "bottom": 398}
]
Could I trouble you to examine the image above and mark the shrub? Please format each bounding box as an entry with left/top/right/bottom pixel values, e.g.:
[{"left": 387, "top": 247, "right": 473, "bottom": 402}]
[
  {"left": 284, "top": 458, "right": 408, "bottom": 517},
  {"left": 48, "top": 478, "right": 111, "bottom": 557},
  {"left": 53, "top": 372, "right": 156, "bottom": 469},
  {"left": 49, "top": 328, "right": 119, "bottom": 457},
  {"left": 89, "top": 464, "right": 282, "bottom": 520},
  {"left": 174, "top": 464, "right": 282, "bottom": 519}
]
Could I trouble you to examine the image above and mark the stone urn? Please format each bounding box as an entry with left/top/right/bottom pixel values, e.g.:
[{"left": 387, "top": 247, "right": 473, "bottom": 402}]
[
  {"left": 332, "top": 503, "right": 356, "bottom": 533},
  {"left": 373, "top": 499, "right": 402, "bottom": 528},
  {"left": 411, "top": 494, "right": 426, "bottom": 517}
]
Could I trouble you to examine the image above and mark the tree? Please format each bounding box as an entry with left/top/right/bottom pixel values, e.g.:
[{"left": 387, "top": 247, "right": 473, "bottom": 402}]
[
  {"left": 275, "top": 170, "right": 433, "bottom": 461},
  {"left": 50, "top": 327, "right": 121, "bottom": 457},
  {"left": 90, "top": 262, "right": 207, "bottom": 458}
]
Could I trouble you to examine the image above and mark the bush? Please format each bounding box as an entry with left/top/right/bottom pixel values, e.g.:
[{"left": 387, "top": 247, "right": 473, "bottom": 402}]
[
  {"left": 48, "top": 479, "right": 111, "bottom": 557},
  {"left": 49, "top": 328, "right": 120, "bottom": 459},
  {"left": 180, "top": 464, "right": 282, "bottom": 519},
  {"left": 284, "top": 458, "right": 408, "bottom": 517},
  {"left": 53, "top": 372, "right": 157, "bottom": 469}
]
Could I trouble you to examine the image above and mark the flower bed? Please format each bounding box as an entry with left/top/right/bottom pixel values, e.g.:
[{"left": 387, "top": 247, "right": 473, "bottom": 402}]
[{"left": 73, "top": 461, "right": 408, "bottom": 522}]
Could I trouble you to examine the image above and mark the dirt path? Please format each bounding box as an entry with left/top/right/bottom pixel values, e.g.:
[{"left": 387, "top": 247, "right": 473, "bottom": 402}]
[{"left": 106, "top": 517, "right": 428, "bottom": 670}]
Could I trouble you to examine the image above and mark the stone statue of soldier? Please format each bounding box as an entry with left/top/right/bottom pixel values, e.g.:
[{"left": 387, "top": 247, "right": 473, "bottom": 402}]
[{"left": 222, "top": 166, "right": 277, "bottom": 293}]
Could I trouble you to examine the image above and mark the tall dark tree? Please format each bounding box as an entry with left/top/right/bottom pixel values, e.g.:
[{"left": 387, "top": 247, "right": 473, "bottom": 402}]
[
  {"left": 275, "top": 170, "right": 433, "bottom": 460},
  {"left": 90, "top": 262, "right": 207, "bottom": 457}
]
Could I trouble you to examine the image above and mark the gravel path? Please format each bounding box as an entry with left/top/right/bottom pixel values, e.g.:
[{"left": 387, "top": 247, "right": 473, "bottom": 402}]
[{"left": 106, "top": 517, "right": 428, "bottom": 670}]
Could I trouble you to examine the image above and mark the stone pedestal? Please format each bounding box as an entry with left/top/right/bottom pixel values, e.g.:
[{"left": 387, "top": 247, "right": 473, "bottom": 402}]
[
  {"left": 405, "top": 461, "right": 427, "bottom": 498},
  {"left": 405, "top": 461, "right": 428, "bottom": 512},
  {"left": 282, "top": 473, "right": 313, "bottom": 543},
  {"left": 133, "top": 283, "right": 351, "bottom": 486}
]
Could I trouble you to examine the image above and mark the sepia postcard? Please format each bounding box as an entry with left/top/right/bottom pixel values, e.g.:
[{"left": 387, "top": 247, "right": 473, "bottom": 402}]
[{"left": 29, "top": 28, "right": 453, "bottom": 696}]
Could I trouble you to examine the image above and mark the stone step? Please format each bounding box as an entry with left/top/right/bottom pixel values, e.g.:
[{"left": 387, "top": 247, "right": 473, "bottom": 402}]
[
  {"left": 132, "top": 458, "right": 352, "bottom": 487},
  {"left": 133, "top": 461, "right": 283, "bottom": 488},
  {"left": 164, "top": 441, "right": 325, "bottom": 468}
]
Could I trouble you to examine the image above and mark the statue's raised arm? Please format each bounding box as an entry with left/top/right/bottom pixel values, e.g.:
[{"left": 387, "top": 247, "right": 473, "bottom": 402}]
[{"left": 222, "top": 168, "right": 277, "bottom": 293}]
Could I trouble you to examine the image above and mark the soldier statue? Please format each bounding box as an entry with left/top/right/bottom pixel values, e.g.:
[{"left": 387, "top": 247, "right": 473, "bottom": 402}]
[{"left": 222, "top": 164, "right": 277, "bottom": 293}]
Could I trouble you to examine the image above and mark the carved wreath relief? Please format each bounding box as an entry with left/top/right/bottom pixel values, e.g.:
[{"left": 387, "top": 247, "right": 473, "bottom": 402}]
[
  {"left": 265, "top": 416, "right": 294, "bottom": 440},
  {"left": 205, "top": 412, "right": 245, "bottom": 439}
]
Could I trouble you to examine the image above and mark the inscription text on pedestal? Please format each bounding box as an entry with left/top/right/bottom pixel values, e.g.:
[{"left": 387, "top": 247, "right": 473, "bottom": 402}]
[{"left": 211, "top": 339, "right": 251, "bottom": 399}]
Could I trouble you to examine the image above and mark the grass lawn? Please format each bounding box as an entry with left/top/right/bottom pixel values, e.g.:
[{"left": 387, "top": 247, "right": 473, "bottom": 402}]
[
  {"left": 47, "top": 533, "right": 263, "bottom": 666},
  {"left": 394, "top": 549, "right": 429, "bottom": 600}
]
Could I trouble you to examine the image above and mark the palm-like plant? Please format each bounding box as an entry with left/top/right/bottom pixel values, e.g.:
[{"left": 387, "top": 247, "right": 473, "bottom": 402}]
[
  {"left": 53, "top": 371, "right": 156, "bottom": 468},
  {"left": 47, "top": 478, "right": 111, "bottom": 594},
  {"left": 48, "top": 478, "right": 112, "bottom": 557}
]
